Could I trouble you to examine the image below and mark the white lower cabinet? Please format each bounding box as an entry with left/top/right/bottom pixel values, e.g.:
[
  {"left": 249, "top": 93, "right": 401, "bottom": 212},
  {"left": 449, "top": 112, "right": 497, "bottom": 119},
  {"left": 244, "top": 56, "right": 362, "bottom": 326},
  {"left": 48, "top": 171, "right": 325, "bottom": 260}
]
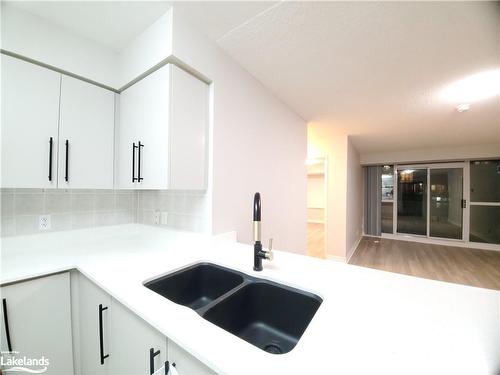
[
  {"left": 108, "top": 299, "right": 167, "bottom": 375},
  {"left": 75, "top": 273, "right": 112, "bottom": 375},
  {"left": 75, "top": 274, "right": 168, "bottom": 375},
  {"left": 1, "top": 272, "right": 216, "bottom": 375},
  {"left": 0, "top": 272, "right": 74, "bottom": 375}
]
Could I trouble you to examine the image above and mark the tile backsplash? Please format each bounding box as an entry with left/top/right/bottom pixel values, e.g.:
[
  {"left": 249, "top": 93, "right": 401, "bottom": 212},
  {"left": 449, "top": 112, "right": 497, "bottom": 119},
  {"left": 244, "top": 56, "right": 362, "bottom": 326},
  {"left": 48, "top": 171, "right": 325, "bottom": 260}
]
[
  {"left": 0, "top": 188, "right": 137, "bottom": 237},
  {"left": 0, "top": 188, "right": 209, "bottom": 237},
  {"left": 137, "top": 190, "right": 209, "bottom": 233}
]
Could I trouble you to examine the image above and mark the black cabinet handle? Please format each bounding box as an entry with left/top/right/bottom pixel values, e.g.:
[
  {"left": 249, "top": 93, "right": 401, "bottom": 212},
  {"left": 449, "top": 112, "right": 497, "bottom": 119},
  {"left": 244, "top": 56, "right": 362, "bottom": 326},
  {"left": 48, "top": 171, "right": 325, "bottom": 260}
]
[
  {"left": 2, "top": 298, "right": 12, "bottom": 352},
  {"left": 48, "top": 137, "right": 53, "bottom": 181},
  {"left": 138, "top": 141, "right": 144, "bottom": 182},
  {"left": 149, "top": 347, "right": 160, "bottom": 375},
  {"left": 132, "top": 142, "right": 138, "bottom": 182},
  {"left": 65, "top": 140, "right": 69, "bottom": 182},
  {"left": 164, "top": 361, "right": 176, "bottom": 374},
  {"left": 98, "top": 304, "right": 109, "bottom": 365}
]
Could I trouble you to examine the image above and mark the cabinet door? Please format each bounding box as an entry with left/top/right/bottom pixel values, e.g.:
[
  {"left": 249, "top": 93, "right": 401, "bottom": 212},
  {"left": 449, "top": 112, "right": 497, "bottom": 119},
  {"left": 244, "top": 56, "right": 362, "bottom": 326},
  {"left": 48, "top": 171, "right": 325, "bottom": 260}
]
[
  {"left": 115, "top": 79, "right": 140, "bottom": 189},
  {"left": 1, "top": 55, "right": 60, "bottom": 188},
  {"left": 117, "top": 65, "right": 170, "bottom": 189},
  {"left": 169, "top": 65, "right": 208, "bottom": 190},
  {"left": 0, "top": 272, "right": 74, "bottom": 375},
  {"left": 77, "top": 274, "right": 112, "bottom": 375},
  {"left": 58, "top": 76, "right": 115, "bottom": 189},
  {"left": 108, "top": 299, "right": 167, "bottom": 375},
  {"left": 168, "top": 340, "right": 215, "bottom": 375}
]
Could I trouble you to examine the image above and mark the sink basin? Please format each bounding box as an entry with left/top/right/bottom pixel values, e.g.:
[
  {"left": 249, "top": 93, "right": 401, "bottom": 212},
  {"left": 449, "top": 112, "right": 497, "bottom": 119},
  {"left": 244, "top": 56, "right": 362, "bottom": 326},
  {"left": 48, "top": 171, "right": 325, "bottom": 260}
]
[
  {"left": 203, "top": 282, "right": 322, "bottom": 354},
  {"left": 144, "top": 263, "right": 322, "bottom": 354},
  {"left": 144, "top": 263, "right": 243, "bottom": 310}
]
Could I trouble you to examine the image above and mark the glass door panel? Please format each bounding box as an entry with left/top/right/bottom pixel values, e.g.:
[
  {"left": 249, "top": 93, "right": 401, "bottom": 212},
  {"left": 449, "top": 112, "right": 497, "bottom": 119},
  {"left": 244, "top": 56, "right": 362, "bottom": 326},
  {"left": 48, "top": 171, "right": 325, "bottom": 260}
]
[
  {"left": 429, "top": 168, "right": 463, "bottom": 239},
  {"left": 397, "top": 169, "right": 427, "bottom": 235}
]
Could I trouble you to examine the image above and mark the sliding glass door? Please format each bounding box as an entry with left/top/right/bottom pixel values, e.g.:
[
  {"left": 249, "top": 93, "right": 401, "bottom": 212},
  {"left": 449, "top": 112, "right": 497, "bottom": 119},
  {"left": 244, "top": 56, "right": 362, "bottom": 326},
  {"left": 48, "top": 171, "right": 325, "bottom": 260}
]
[
  {"left": 396, "top": 163, "right": 466, "bottom": 240},
  {"left": 397, "top": 169, "right": 427, "bottom": 235},
  {"left": 429, "top": 168, "right": 463, "bottom": 239}
]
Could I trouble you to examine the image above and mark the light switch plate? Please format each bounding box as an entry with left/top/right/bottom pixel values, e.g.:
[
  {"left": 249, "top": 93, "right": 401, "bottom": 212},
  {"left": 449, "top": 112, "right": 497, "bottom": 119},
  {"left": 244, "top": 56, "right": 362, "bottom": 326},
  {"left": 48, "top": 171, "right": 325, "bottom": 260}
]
[{"left": 39, "top": 215, "right": 51, "bottom": 230}]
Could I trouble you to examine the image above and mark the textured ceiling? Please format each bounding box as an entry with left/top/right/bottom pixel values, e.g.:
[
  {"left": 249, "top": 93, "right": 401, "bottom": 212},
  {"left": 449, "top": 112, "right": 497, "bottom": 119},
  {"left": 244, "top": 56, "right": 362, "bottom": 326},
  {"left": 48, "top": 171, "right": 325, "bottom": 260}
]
[
  {"left": 217, "top": 1, "right": 500, "bottom": 153},
  {"left": 6, "top": 1, "right": 500, "bottom": 154}
]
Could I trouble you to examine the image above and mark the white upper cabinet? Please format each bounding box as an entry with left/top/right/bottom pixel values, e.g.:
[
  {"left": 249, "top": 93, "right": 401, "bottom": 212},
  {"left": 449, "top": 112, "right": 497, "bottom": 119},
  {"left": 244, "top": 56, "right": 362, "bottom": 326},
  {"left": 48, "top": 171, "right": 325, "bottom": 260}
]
[
  {"left": 1, "top": 55, "right": 115, "bottom": 189},
  {"left": 117, "top": 64, "right": 208, "bottom": 190},
  {"left": 2, "top": 55, "right": 207, "bottom": 191},
  {"left": 58, "top": 76, "right": 115, "bottom": 189},
  {"left": 1, "top": 54, "right": 61, "bottom": 188},
  {"left": 117, "top": 64, "right": 170, "bottom": 189},
  {"left": 169, "top": 64, "right": 208, "bottom": 190}
]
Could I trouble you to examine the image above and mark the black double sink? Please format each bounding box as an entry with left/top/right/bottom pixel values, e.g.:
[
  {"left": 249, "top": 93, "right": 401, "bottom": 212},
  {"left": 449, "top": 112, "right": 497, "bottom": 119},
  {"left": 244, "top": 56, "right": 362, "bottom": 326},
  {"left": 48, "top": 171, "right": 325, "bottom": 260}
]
[{"left": 144, "top": 263, "right": 322, "bottom": 354}]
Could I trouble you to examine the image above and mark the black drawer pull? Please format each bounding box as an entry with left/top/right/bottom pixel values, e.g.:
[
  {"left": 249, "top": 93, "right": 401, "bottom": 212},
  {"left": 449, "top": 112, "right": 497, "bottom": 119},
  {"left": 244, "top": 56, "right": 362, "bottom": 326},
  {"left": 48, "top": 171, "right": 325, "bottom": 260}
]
[
  {"left": 132, "top": 142, "right": 138, "bottom": 182},
  {"left": 2, "top": 298, "right": 12, "bottom": 352},
  {"left": 48, "top": 137, "right": 53, "bottom": 181},
  {"left": 138, "top": 141, "right": 144, "bottom": 182},
  {"left": 98, "top": 304, "right": 109, "bottom": 365},
  {"left": 164, "top": 361, "right": 176, "bottom": 374},
  {"left": 149, "top": 347, "right": 160, "bottom": 375},
  {"left": 65, "top": 140, "right": 69, "bottom": 182}
]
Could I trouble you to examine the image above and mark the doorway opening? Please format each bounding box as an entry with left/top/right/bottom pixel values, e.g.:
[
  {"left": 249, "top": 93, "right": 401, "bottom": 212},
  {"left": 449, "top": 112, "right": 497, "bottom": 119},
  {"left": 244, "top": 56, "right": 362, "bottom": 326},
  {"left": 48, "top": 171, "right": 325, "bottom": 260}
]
[{"left": 306, "top": 157, "right": 327, "bottom": 258}]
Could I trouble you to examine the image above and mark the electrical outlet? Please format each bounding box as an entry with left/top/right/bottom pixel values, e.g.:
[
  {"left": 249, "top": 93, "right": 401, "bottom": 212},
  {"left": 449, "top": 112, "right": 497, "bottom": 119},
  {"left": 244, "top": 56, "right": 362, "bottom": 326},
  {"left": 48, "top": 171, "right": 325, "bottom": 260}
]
[
  {"left": 160, "top": 212, "right": 168, "bottom": 225},
  {"left": 39, "top": 215, "right": 51, "bottom": 231},
  {"left": 153, "top": 210, "right": 161, "bottom": 225}
]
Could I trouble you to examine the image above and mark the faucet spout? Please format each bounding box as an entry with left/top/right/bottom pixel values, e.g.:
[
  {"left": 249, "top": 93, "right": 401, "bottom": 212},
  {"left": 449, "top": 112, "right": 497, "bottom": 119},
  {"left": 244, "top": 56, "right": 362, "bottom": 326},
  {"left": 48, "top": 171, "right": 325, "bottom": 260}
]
[{"left": 253, "top": 192, "right": 261, "bottom": 221}]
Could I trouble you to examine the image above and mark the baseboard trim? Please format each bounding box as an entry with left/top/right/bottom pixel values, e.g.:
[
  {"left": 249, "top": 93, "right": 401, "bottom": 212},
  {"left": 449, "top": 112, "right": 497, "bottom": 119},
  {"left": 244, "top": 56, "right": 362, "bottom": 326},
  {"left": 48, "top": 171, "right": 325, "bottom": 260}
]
[
  {"left": 379, "top": 233, "right": 500, "bottom": 252},
  {"left": 346, "top": 235, "right": 363, "bottom": 263}
]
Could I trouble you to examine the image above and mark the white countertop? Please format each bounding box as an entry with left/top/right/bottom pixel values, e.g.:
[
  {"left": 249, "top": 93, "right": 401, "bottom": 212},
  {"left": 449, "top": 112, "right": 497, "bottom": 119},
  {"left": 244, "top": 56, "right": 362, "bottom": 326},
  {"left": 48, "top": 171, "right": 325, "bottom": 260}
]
[{"left": 1, "top": 224, "right": 499, "bottom": 375}]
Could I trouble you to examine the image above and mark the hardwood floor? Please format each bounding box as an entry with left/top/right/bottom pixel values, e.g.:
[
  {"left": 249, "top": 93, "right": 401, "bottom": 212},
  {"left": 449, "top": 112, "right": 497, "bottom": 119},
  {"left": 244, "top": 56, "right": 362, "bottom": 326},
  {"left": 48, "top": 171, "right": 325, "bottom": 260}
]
[
  {"left": 307, "top": 222, "right": 325, "bottom": 258},
  {"left": 349, "top": 237, "right": 500, "bottom": 290}
]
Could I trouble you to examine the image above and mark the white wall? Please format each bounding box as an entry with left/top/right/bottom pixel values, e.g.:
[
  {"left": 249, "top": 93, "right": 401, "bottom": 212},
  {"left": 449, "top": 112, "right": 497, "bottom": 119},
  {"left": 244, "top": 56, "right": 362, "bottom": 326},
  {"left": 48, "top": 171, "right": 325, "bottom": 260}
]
[
  {"left": 1, "top": 4, "right": 175, "bottom": 90},
  {"left": 346, "top": 137, "right": 363, "bottom": 260},
  {"left": 170, "top": 7, "right": 308, "bottom": 253},
  {"left": 1, "top": 4, "right": 119, "bottom": 88},
  {"left": 117, "top": 10, "right": 172, "bottom": 89},
  {"left": 360, "top": 143, "right": 500, "bottom": 165}
]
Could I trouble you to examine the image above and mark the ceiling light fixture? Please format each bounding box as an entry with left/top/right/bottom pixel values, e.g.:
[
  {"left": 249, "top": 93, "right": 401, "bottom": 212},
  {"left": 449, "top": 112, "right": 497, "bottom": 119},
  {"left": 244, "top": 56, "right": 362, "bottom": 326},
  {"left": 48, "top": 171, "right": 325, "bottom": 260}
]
[
  {"left": 440, "top": 69, "right": 500, "bottom": 103},
  {"left": 456, "top": 103, "right": 470, "bottom": 112}
]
